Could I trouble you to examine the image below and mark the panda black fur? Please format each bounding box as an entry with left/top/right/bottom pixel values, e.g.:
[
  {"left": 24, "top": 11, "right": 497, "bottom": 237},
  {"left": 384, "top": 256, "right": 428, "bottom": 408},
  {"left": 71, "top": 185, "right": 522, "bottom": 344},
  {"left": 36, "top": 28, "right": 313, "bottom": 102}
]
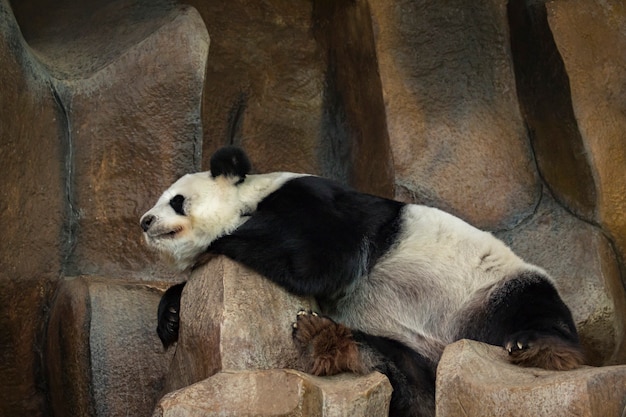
[{"left": 141, "top": 146, "right": 584, "bottom": 417}]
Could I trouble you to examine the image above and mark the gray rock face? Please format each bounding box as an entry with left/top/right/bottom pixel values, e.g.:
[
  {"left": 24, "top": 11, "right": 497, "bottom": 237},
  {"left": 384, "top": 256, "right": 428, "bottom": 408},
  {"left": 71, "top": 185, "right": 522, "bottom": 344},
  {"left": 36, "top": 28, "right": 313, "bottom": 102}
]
[{"left": 546, "top": 1, "right": 626, "bottom": 365}]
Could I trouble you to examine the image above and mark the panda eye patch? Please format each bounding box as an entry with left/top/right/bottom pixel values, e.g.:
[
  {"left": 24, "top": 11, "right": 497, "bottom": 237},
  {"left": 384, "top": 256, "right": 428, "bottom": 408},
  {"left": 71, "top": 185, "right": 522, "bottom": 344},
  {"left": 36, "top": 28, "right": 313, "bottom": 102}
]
[{"left": 169, "top": 195, "right": 186, "bottom": 216}]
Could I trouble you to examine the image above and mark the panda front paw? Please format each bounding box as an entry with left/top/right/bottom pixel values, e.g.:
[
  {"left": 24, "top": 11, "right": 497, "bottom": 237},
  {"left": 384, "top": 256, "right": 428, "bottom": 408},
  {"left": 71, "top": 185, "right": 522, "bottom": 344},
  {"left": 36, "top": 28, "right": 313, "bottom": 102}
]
[
  {"left": 292, "top": 310, "right": 364, "bottom": 376},
  {"left": 157, "top": 282, "right": 186, "bottom": 349},
  {"left": 291, "top": 310, "right": 325, "bottom": 347}
]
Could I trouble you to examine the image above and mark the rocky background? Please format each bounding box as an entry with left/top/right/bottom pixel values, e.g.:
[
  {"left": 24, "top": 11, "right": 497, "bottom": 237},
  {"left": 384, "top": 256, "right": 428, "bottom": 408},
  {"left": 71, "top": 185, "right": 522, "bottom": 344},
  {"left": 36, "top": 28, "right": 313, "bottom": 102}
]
[{"left": 1, "top": 0, "right": 625, "bottom": 416}]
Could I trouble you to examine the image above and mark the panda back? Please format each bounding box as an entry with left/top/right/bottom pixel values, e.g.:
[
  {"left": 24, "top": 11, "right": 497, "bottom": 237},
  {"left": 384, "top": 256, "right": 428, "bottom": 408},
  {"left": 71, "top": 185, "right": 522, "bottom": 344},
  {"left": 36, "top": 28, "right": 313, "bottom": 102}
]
[{"left": 211, "top": 176, "right": 405, "bottom": 297}]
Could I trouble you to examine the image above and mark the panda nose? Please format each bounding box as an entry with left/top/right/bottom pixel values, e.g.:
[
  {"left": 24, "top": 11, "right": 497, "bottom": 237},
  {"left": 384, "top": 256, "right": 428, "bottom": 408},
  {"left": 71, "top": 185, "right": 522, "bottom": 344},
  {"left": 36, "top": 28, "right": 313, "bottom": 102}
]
[{"left": 141, "top": 215, "right": 155, "bottom": 232}]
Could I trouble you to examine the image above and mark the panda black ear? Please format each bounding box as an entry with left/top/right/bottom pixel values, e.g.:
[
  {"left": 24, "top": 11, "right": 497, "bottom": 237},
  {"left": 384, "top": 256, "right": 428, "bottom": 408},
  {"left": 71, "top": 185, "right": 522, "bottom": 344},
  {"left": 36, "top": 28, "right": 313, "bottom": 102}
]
[{"left": 210, "top": 146, "right": 252, "bottom": 182}]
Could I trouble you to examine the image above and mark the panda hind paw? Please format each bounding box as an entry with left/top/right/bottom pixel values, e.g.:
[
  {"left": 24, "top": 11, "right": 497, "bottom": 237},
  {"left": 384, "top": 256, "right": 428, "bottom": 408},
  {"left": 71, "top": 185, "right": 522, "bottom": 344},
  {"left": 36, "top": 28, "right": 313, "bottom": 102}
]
[
  {"left": 292, "top": 310, "right": 364, "bottom": 376},
  {"left": 504, "top": 331, "right": 585, "bottom": 371}
]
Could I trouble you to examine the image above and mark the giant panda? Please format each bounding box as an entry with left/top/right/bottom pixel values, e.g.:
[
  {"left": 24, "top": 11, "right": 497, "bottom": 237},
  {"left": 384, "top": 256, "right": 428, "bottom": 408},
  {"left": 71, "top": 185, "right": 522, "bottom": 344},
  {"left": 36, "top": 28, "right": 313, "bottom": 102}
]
[{"left": 142, "top": 146, "right": 584, "bottom": 417}]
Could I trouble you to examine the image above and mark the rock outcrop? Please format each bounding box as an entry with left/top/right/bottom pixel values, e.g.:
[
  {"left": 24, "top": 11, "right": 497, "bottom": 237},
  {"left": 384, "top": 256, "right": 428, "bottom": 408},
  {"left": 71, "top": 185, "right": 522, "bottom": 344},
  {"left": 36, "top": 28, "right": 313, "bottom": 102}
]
[
  {"left": 156, "top": 256, "right": 392, "bottom": 416},
  {"left": 46, "top": 277, "right": 175, "bottom": 417},
  {"left": 163, "top": 257, "right": 318, "bottom": 393},
  {"left": 437, "top": 339, "right": 626, "bottom": 417},
  {"left": 155, "top": 369, "right": 391, "bottom": 417}
]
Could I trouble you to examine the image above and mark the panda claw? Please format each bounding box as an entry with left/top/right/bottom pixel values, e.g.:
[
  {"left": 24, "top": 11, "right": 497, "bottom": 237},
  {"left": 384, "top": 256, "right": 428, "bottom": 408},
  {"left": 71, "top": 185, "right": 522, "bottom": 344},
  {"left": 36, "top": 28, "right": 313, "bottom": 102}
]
[
  {"left": 297, "top": 309, "right": 319, "bottom": 317},
  {"left": 505, "top": 340, "right": 525, "bottom": 355}
]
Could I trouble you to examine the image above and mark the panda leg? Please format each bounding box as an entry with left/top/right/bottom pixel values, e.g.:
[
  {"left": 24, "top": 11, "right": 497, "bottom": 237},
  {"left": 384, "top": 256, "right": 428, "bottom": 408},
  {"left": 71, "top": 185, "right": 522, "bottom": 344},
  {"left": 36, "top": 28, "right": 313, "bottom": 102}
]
[
  {"left": 292, "top": 311, "right": 436, "bottom": 417},
  {"left": 292, "top": 310, "right": 365, "bottom": 375},
  {"left": 156, "top": 282, "right": 186, "bottom": 349},
  {"left": 481, "top": 273, "right": 585, "bottom": 370}
]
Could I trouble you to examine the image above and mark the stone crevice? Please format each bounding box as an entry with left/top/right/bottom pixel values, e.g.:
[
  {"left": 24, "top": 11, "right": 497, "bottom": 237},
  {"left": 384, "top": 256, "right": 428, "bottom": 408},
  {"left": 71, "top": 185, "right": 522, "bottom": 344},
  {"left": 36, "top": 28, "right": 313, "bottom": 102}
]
[
  {"left": 507, "top": 0, "right": 597, "bottom": 222},
  {"left": 51, "top": 85, "right": 80, "bottom": 275}
]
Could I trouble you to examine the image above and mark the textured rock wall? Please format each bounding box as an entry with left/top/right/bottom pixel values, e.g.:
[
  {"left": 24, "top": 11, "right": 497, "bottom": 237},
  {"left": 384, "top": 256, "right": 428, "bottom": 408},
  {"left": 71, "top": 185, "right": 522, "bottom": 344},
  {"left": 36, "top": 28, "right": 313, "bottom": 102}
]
[
  {"left": 0, "top": 2, "right": 65, "bottom": 414},
  {"left": 2, "top": 0, "right": 207, "bottom": 416},
  {"left": 1, "top": 0, "right": 625, "bottom": 416},
  {"left": 369, "top": 0, "right": 540, "bottom": 230}
]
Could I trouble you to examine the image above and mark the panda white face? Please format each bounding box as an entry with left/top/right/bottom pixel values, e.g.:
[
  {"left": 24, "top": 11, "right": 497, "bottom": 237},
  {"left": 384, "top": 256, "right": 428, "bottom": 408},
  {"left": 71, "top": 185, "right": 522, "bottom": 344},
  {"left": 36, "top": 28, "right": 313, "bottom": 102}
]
[{"left": 140, "top": 171, "right": 249, "bottom": 270}]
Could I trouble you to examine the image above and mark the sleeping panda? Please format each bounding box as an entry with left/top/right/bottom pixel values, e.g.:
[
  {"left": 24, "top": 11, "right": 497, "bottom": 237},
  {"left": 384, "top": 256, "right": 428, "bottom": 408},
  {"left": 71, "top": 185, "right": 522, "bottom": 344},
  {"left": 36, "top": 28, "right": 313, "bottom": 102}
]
[{"left": 142, "top": 146, "right": 584, "bottom": 417}]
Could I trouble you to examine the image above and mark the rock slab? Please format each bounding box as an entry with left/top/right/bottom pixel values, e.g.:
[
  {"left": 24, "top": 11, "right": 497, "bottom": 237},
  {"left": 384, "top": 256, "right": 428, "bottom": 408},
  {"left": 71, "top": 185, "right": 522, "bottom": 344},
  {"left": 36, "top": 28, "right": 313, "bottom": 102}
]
[
  {"left": 163, "top": 256, "right": 318, "bottom": 393},
  {"left": 155, "top": 369, "right": 391, "bottom": 417},
  {"left": 160, "top": 257, "right": 393, "bottom": 416},
  {"left": 46, "top": 277, "right": 175, "bottom": 417},
  {"left": 436, "top": 339, "right": 626, "bottom": 417}
]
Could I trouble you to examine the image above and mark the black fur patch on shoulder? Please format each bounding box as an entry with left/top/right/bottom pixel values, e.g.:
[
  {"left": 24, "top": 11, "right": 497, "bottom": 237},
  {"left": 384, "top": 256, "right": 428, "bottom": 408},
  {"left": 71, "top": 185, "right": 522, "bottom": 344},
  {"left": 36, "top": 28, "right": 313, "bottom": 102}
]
[
  {"left": 208, "top": 176, "right": 404, "bottom": 298},
  {"left": 156, "top": 282, "right": 186, "bottom": 349},
  {"left": 210, "top": 146, "right": 251, "bottom": 180}
]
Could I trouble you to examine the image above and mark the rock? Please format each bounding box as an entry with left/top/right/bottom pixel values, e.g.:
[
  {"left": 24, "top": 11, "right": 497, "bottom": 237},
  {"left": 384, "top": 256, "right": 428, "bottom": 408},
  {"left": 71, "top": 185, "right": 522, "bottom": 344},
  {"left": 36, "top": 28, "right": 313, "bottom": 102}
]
[
  {"left": 187, "top": 0, "right": 325, "bottom": 175},
  {"left": 507, "top": 0, "right": 597, "bottom": 221},
  {"left": 160, "top": 257, "right": 393, "bottom": 416},
  {"left": 507, "top": 0, "right": 626, "bottom": 363},
  {"left": 46, "top": 276, "right": 175, "bottom": 417},
  {"left": 163, "top": 256, "right": 318, "bottom": 393},
  {"left": 436, "top": 339, "right": 626, "bottom": 417},
  {"left": 497, "top": 192, "right": 626, "bottom": 365},
  {"left": 188, "top": 0, "right": 395, "bottom": 197},
  {"left": 309, "top": 0, "right": 395, "bottom": 197},
  {"left": 546, "top": 0, "right": 626, "bottom": 319},
  {"left": 308, "top": 370, "right": 392, "bottom": 416},
  {"left": 0, "top": 0, "right": 64, "bottom": 415},
  {"left": 37, "top": 3, "right": 208, "bottom": 280},
  {"left": 368, "top": 0, "right": 539, "bottom": 230},
  {"left": 155, "top": 369, "right": 391, "bottom": 417}
]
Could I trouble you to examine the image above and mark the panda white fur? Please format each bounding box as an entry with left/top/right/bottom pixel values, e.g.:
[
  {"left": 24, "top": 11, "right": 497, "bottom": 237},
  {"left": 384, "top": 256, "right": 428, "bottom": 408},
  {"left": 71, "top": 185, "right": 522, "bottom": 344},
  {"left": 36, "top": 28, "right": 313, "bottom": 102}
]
[{"left": 142, "top": 147, "right": 584, "bottom": 417}]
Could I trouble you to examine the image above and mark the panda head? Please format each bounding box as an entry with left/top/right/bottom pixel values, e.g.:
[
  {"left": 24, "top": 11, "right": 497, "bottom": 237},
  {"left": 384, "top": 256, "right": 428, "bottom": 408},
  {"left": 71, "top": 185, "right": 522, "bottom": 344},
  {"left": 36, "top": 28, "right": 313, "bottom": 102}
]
[{"left": 140, "top": 147, "right": 253, "bottom": 270}]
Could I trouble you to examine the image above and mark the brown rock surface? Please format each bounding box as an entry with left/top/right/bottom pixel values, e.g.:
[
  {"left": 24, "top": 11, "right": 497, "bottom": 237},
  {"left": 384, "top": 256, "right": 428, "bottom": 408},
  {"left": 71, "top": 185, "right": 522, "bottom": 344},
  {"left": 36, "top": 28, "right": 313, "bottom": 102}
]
[
  {"left": 163, "top": 256, "right": 318, "bottom": 393},
  {"left": 546, "top": 0, "right": 626, "bottom": 290},
  {"left": 155, "top": 370, "right": 391, "bottom": 417},
  {"left": 32, "top": 3, "right": 209, "bottom": 279},
  {"left": 185, "top": 0, "right": 394, "bottom": 197},
  {"left": 160, "top": 258, "right": 393, "bottom": 415},
  {"left": 369, "top": 0, "right": 539, "bottom": 230},
  {"left": 46, "top": 276, "right": 175, "bottom": 417},
  {"left": 2, "top": 0, "right": 626, "bottom": 415},
  {"left": 2, "top": 2, "right": 209, "bottom": 414},
  {"left": 507, "top": 0, "right": 597, "bottom": 221},
  {"left": 0, "top": 0, "right": 64, "bottom": 415},
  {"left": 185, "top": 0, "right": 325, "bottom": 174},
  {"left": 436, "top": 339, "right": 626, "bottom": 417}
]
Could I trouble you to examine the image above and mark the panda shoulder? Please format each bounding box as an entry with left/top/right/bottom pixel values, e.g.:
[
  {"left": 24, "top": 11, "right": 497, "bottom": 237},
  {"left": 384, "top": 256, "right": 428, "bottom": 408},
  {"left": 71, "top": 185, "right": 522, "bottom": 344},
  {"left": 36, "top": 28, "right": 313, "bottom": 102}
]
[{"left": 238, "top": 172, "right": 310, "bottom": 205}]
